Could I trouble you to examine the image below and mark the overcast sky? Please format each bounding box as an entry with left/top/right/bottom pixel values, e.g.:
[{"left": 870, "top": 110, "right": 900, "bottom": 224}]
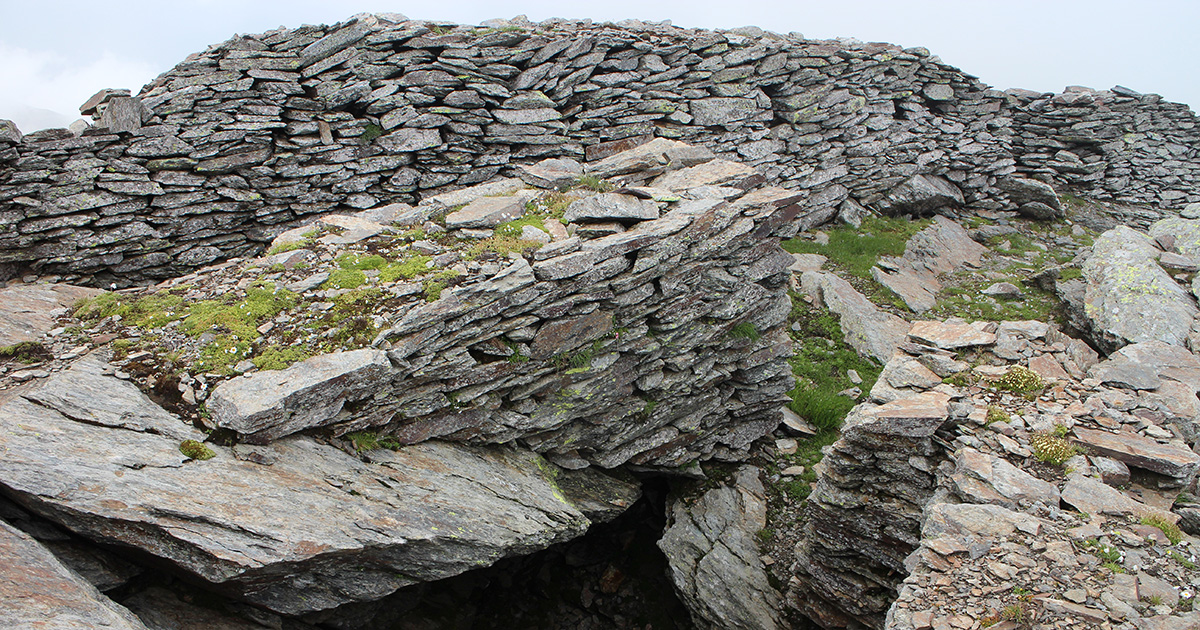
[{"left": 2, "top": 0, "right": 1197, "bottom": 132}]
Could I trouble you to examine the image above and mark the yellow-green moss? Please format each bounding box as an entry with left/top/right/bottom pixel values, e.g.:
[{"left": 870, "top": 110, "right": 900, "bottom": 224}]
[
  {"left": 321, "top": 268, "right": 367, "bottom": 290},
  {"left": 379, "top": 255, "right": 433, "bottom": 282},
  {"left": 179, "top": 439, "right": 215, "bottom": 460},
  {"left": 253, "top": 346, "right": 312, "bottom": 371}
]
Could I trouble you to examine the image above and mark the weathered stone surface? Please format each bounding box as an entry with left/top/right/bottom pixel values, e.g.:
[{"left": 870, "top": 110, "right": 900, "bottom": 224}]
[
  {"left": 801, "top": 271, "right": 909, "bottom": 362},
  {"left": 119, "top": 587, "right": 262, "bottom": 630},
  {"left": 660, "top": 466, "right": 782, "bottom": 630},
  {"left": 877, "top": 174, "right": 964, "bottom": 216},
  {"left": 0, "top": 364, "right": 619, "bottom": 615},
  {"left": 651, "top": 159, "right": 758, "bottom": 191},
  {"left": 907, "top": 319, "right": 997, "bottom": 349},
  {"left": 0, "top": 283, "right": 101, "bottom": 346},
  {"left": 530, "top": 310, "right": 613, "bottom": 360},
  {"left": 1081, "top": 226, "right": 1198, "bottom": 352},
  {"left": 516, "top": 157, "right": 582, "bottom": 189},
  {"left": 376, "top": 128, "right": 440, "bottom": 153},
  {"left": 1072, "top": 427, "right": 1200, "bottom": 485},
  {"left": 952, "top": 448, "right": 1060, "bottom": 508},
  {"left": 853, "top": 390, "right": 951, "bottom": 438},
  {"left": 0, "top": 519, "right": 149, "bottom": 630},
  {"left": 1150, "top": 216, "right": 1200, "bottom": 257},
  {"left": 997, "top": 177, "right": 1061, "bottom": 212},
  {"left": 923, "top": 502, "right": 1043, "bottom": 540},
  {"left": 562, "top": 193, "right": 659, "bottom": 223},
  {"left": 1061, "top": 474, "right": 1148, "bottom": 515},
  {"left": 445, "top": 195, "right": 526, "bottom": 229},
  {"left": 871, "top": 217, "right": 988, "bottom": 312},
  {"left": 208, "top": 349, "right": 395, "bottom": 442},
  {"left": 587, "top": 137, "right": 715, "bottom": 180}
]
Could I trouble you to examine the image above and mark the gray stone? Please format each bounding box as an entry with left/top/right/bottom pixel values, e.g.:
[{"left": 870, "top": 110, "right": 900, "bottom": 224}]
[
  {"left": 690, "top": 98, "right": 762, "bottom": 127},
  {"left": 1073, "top": 427, "right": 1200, "bottom": 486},
  {"left": 660, "top": 466, "right": 783, "bottom": 630},
  {"left": 982, "top": 282, "right": 1024, "bottom": 298},
  {"left": 445, "top": 195, "right": 526, "bottom": 229},
  {"left": 0, "top": 520, "right": 149, "bottom": 630},
  {"left": 800, "top": 271, "right": 909, "bottom": 362},
  {"left": 877, "top": 174, "right": 964, "bottom": 216},
  {"left": 0, "top": 366, "right": 619, "bottom": 615},
  {"left": 1061, "top": 473, "right": 1148, "bottom": 515},
  {"left": 997, "top": 177, "right": 1061, "bottom": 212},
  {"left": 871, "top": 217, "right": 987, "bottom": 312},
  {"left": 951, "top": 448, "right": 1060, "bottom": 508},
  {"left": 1081, "top": 226, "right": 1197, "bottom": 352},
  {"left": 587, "top": 137, "right": 715, "bottom": 180},
  {"left": 376, "top": 128, "right": 441, "bottom": 153},
  {"left": 1149, "top": 216, "right": 1200, "bottom": 257},
  {"left": 0, "top": 283, "right": 101, "bottom": 346},
  {"left": 516, "top": 157, "right": 582, "bottom": 189},
  {"left": 651, "top": 159, "right": 759, "bottom": 192},
  {"left": 208, "top": 349, "right": 396, "bottom": 442},
  {"left": 1091, "top": 456, "right": 1131, "bottom": 486},
  {"left": 907, "top": 320, "right": 997, "bottom": 349},
  {"left": 563, "top": 193, "right": 659, "bottom": 223}
]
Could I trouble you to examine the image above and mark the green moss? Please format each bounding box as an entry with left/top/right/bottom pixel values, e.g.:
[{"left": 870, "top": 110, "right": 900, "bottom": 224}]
[
  {"left": 1031, "top": 433, "right": 1080, "bottom": 466},
  {"left": 74, "top": 290, "right": 187, "bottom": 329},
  {"left": 575, "top": 175, "right": 614, "bottom": 192},
  {"left": 1059, "top": 267, "right": 1083, "bottom": 281},
  {"left": 322, "top": 268, "right": 367, "bottom": 290},
  {"left": 0, "top": 341, "right": 50, "bottom": 364},
  {"left": 782, "top": 216, "right": 932, "bottom": 279},
  {"left": 985, "top": 405, "right": 1010, "bottom": 425},
  {"left": 253, "top": 346, "right": 312, "bottom": 371},
  {"left": 379, "top": 255, "right": 434, "bottom": 282},
  {"left": 337, "top": 252, "right": 388, "bottom": 270},
  {"left": 423, "top": 279, "right": 446, "bottom": 302},
  {"left": 182, "top": 283, "right": 296, "bottom": 341},
  {"left": 463, "top": 235, "right": 544, "bottom": 259},
  {"left": 179, "top": 439, "right": 215, "bottom": 460},
  {"left": 267, "top": 229, "right": 318, "bottom": 254},
  {"left": 360, "top": 123, "right": 384, "bottom": 144}
]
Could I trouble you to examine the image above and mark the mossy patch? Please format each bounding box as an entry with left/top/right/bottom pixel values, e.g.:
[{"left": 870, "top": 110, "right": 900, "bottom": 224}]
[
  {"left": 782, "top": 215, "right": 932, "bottom": 279},
  {"left": 321, "top": 268, "right": 367, "bottom": 290},
  {"left": 336, "top": 252, "right": 388, "bottom": 270},
  {"left": 379, "top": 255, "right": 433, "bottom": 282},
  {"left": 0, "top": 341, "right": 52, "bottom": 364},
  {"left": 253, "top": 346, "right": 312, "bottom": 371},
  {"left": 179, "top": 439, "right": 215, "bottom": 460}
]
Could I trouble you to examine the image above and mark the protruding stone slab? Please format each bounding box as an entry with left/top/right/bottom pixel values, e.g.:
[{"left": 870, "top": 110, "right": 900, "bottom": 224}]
[
  {"left": 587, "top": 137, "right": 715, "bottom": 179},
  {"left": 651, "top": 159, "right": 758, "bottom": 191},
  {"left": 878, "top": 174, "right": 963, "bottom": 216},
  {"left": 208, "top": 349, "right": 395, "bottom": 442},
  {"left": 801, "top": 271, "right": 909, "bottom": 362},
  {"left": 907, "top": 320, "right": 997, "bottom": 349},
  {"left": 0, "top": 520, "right": 149, "bottom": 630},
  {"left": 1072, "top": 427, "right": 1200, "bottom": 485},
  {"left": 562, "top": 193, "right": 659, "bottom": 223},
  {"left": 952, "top": 448, "right": 1060, "bottom": 509},
  {"left": 1061, "top": 474, "right": 1148, "bottom": 516},
  {"left": 854, "top": 390, "right": 950, "bottom": 438},
  {"left": 445, "top": 195, "right": 526, "bottom": 229},
  {"left": 0, "top": 371, "right": 613, "bottom": 616}
]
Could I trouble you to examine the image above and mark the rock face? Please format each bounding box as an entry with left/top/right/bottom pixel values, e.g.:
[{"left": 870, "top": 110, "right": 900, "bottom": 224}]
[
  {"left": 1080, "top": 226, "right": 1198, "bottom": 353},
  {"left": 0, "top": 519, "right": 149, "bottom": 629},
  {"left": 801, "top": 270, "right": 909, "bottom": 362},
  {"left": 870, "top": 217, "right": 988, "bottom": 313},
  {"left": 0, "top": 16, "right": 1196, "bottom": 285},
  {"left": 659, "top": 466, "right": 783, "bottom": 630},
  {"left": 0, "top": 283, "right": 100, "bottom": 346},
  {"left": 0, "top": 356, "right": 637, "bottom": 615}
]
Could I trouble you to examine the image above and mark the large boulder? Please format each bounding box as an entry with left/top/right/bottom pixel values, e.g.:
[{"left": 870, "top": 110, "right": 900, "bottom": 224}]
[
  {"left": 1080, "top": 226, "right": 1198, "bottom": 353},
  {"left": 0, "top": 356, "right": 635, "bottom": 616},
  {"left": 659, "top": 466, "right": 783, "bottom": 630},
  {"left": 996, "top": 177, "right": 1062, "bottom": 219},
  {"left": 877, "top": 174, "right": 964, "bottom": 216}
]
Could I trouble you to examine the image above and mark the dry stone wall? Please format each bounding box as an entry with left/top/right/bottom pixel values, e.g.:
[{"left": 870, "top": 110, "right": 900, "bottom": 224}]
[{"left": 0, "top": 14, "right": 1196, "bottom": 286}]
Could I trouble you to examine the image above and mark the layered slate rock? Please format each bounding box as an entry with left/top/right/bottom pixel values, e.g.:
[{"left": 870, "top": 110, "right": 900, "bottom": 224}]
[
  {"left": 800, "top": 270, "right": 909, "bottom": 362},
  {"left": 1072, "top": 427, "right": 1200, "bottom": 489},
  {"left": 0, "top": 519, "right": 149, "bottom": 630},
  {"left": 870, "top": 217, "right": 988, "bottom": 313},
  {"left": 659, "top": 466, "right": 783, "bottom": 630},
  {"left": 0, "top": 356, "right": 634, "bottom": 615},
  {"left": 1080, "top": 226, "right": 1198, "bottom": 353},
  {"left": 2, "top": 15, "right": 1196, "bottom": 285}
]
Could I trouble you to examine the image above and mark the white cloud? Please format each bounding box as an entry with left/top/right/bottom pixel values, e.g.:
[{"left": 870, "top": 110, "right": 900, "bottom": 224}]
[{"left": 0, "top": 44, "right": 158, "bottom": 133}]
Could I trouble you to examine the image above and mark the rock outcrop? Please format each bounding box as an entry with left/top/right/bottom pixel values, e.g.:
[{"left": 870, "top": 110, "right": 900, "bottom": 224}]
[{"left": 0, "top": 15, "right": 1196, "bottom": 285}]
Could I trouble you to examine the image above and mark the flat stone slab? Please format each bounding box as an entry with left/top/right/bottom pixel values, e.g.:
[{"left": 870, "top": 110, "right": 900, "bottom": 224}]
[
  {"left": 0, "top": 360, "right": 626, "bottom": 616},
  {"left": 952, "top": 448, "right": 1060, "bottom": 509},
  {"left": 208, "top": 348, "right": 395, "bottom": 443},
  {"left": 852, "top": 390, "right": 950, "bottom": 438},
  {"left": 0, "top": 520, "right": 149, "bottom": 630},
  {"left": 445, "top": 195, "right": 526, "bottom": 229},
  {"left": 1061, "top": 474, "right": 1148, "bottom": 516},
  {"left": 907, "top": 320, "right": 997, "bottom": 349},
  {"left": 1089, "top": 340, "right": 1200, "bottom": 391},
  {"left": 650, "top": 159, "right": 757, "bottom": 191},
  {"left": 801, "top": 271, "right": 909, "bottom": 362},
  {"left": 562, "top": 193, "right": 660, "bottom": 223},
  {"left": 0, "top": 283, "right": 101, "bottom": 347},
  {"left": 1072, "top": 427, "right": 1200, "bottom": 482},
  {"left": 587, "top": 137, "right": 715, "bottom": 179}
]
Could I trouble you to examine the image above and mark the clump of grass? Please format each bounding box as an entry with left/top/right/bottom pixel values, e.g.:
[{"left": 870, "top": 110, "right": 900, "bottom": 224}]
[
  {"left": 379, "top": 254, "right": 434, "bottom": 282},
  {"left": 347, "top": 431, "right": 401, "bottom": 452},
  {"left": 985, "top": 405, "right": 1010, "bottom": 425},
  {"left": 74, "top": 290, "right": 188, "bottom": 329},
  {"left": 1031, "top": 432, "right": 1081, "bottom": 466},
  {"left": 576, "top": 175, "right": 614, "bottom": 192},
  {"left": 495, "top": 214, "right": 548, "bottom": 239},
  {"left": 729, "top": 322, "right": 760, "bottom": 341},
  {"left": 1170, "top": 550, "right": 1197, "bottom": 569},
  {"left": 423, "top": 279, "right": 446, "bottom": 302},
  {"left": 336, "top": 252, "right": 387, "bottom": 270},
  {"left": 1141, "top": 513, "right": 1184, "bottom": 545},
  {"left": 0, "top": 341, "right": 51, "bottom": 364},
  {"left": 360, "top": 123, "right": 384, "bottom": 144},
  {"left": 321, "top": 268, "right": 367, "bottom": 290},
  {"left": 253, "top": 346, "right": 312, "bottom": 371},
  {"left": 786, "top": 294, "right": 881, "bottom": 432},
  {"left": 464, "top": 235, "right": 544, "bottom": 259},
  {"left": 781, "top": 215, "right": 931, "bottom": 279},
  {"left": 995, "top": 365, "right": 1044, "bottom": 396},
  {"left": 179, "top": 439, "right": 215, "bottom": 460}
]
